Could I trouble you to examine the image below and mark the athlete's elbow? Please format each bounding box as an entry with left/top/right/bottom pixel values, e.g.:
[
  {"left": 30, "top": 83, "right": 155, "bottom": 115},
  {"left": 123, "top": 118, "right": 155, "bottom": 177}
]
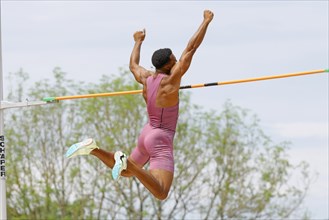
[
  {"left": 129, "top": 63, "right": 136, "bottom": 72},
  {"left": 130, "top": 66, "right": 141, "bottom": 78}
]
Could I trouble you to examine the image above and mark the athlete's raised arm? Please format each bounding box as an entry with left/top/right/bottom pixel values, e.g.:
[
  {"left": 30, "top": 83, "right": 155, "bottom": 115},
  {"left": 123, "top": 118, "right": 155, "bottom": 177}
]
[
  {"left": 170, "top": 10, "right": 214, "bottom": 81},
  {"left": 129, "top": 29, "right": 152, "bottom": 85}
]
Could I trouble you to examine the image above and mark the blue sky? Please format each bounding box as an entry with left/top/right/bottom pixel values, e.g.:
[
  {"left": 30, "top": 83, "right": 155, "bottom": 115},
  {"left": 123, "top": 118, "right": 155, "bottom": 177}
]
[{"left": 2, "top": 1, "right": 328, "bottom": 218}]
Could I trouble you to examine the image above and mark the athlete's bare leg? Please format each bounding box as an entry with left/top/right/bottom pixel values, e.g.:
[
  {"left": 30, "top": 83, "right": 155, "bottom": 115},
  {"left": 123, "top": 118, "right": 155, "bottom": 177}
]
[{"left": 90, "top": 149, "right": 173, "bottom": 200}]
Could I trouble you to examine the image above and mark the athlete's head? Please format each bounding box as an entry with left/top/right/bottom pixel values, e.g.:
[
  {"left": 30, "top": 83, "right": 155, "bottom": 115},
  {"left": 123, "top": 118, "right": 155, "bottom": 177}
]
[{"left": 151, "top": 48, "right": 173, "bottom": 69}]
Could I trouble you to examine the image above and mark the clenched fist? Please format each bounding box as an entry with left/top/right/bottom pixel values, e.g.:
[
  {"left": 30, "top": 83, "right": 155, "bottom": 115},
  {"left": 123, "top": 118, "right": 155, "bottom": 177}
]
[
  {"left": 133, "top": 29, "right": 146, "bottom": 42},
  {"left": 204, "top": 10, "right": 214, "bottom": 23}
]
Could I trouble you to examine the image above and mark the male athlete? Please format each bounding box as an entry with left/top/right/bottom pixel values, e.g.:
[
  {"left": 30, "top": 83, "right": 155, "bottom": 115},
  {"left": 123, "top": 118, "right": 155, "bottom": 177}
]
[{"left": 66, "top": 10, "right": 214, "bottom": 200}]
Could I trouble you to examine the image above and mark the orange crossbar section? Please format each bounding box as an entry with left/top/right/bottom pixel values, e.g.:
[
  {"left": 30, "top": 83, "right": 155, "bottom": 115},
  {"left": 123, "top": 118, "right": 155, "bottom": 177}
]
[
  {"left": 218, "top": 69, "right": 326, "bottom": 86},
  {"left": 44, "top": 69, "right": 327, "bottom": 102}
]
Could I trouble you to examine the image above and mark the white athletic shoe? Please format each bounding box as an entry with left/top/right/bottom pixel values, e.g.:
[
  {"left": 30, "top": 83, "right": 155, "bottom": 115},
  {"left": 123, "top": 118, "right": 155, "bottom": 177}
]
[
  {"left": 65, "top": 138, "right": 99, "bottom": 159},
  {"left": 112, "top": 151, "right": 127, "bottom": 180}
]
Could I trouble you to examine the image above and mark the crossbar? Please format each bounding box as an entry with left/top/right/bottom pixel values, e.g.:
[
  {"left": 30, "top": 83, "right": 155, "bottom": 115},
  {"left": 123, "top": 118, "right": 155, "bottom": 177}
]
[{"left": 43, "top": 69, "right": 328, "bottom": 102}]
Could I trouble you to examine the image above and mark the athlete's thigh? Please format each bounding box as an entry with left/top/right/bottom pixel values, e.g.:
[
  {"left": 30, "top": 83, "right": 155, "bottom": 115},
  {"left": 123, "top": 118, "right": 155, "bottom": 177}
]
[
  {"left": 145, "top": 128, "right": 175, "bottom": 173},
  {"left": 150, "top": 169, "right": 174, "bottom": 194}
]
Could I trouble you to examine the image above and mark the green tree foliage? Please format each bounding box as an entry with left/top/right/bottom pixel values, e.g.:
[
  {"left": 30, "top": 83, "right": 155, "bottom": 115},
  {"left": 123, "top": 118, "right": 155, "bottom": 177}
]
[{"left": 4, "top": 68, "right": 312, "bottom": 219}]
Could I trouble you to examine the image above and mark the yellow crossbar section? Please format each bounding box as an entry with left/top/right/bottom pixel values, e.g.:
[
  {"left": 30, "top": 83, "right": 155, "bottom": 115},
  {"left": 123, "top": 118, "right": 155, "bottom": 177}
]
[
  {"left": 43, "top": 69, "right": 328, "bottom": 102},
  {"left": 55, "top": 89, "right": 142, "bottom": 101}
]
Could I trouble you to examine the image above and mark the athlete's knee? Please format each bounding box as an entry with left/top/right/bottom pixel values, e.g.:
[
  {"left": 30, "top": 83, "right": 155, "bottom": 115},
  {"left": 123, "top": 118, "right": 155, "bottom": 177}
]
[{"left": 156, "top": 190, "right": 169, "bottom": 201}]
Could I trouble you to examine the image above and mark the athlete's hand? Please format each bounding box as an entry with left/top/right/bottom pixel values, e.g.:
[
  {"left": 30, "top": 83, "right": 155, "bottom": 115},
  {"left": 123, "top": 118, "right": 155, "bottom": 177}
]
[
  {"left": 133, "top": 29, "right": 146, "bottom": 42},
  {"left": 203, "top": 10, "right": 214, "bottom": 23}
]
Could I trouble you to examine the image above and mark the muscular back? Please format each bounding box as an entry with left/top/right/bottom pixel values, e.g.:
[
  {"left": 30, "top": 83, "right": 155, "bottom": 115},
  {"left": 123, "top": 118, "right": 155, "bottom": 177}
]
[{"left": 141, "top": 71, "right": 180, "bottom": 108}]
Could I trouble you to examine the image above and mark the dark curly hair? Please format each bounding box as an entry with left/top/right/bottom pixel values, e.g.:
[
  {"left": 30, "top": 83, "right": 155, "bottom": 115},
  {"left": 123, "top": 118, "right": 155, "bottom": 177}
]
[{"left": 151, "top": 48, "right": 172, "bottom": 69}]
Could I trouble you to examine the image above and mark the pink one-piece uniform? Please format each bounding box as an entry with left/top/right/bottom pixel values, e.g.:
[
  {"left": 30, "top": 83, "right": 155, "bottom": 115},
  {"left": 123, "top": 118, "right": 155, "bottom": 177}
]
[{"left": 130, "top": 73, "right": 179, "bottom": 173}]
